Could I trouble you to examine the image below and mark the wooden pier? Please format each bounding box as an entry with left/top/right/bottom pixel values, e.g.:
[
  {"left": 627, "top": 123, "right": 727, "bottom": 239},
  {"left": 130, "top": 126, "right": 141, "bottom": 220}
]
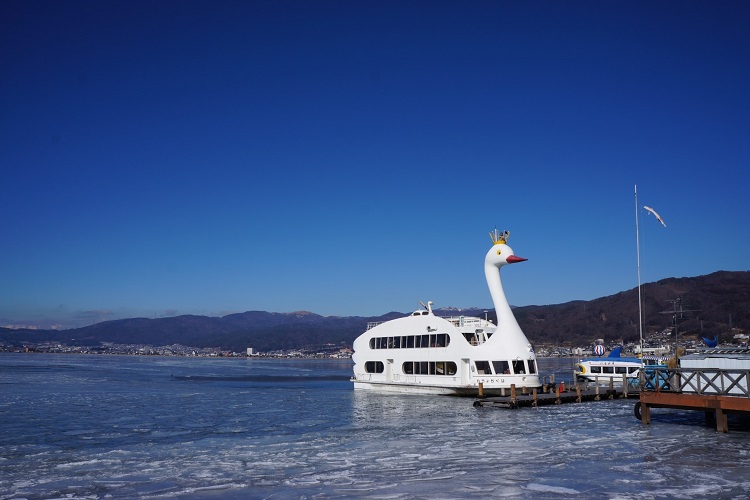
[
  {"left": 473, "top": 378, "right": 634, "bottom": 408},
  {"left": 474, "top": 367, "right": 750, "bottom": 433},
  {"left": 636, "top": 366, "right": 750, "bottom": 433}
]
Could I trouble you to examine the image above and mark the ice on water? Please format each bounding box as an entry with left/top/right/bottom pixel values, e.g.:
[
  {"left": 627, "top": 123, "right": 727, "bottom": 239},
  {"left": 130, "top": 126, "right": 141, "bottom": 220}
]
[{"left": 1, "top": 354, "right": 750, "bottom": 499}]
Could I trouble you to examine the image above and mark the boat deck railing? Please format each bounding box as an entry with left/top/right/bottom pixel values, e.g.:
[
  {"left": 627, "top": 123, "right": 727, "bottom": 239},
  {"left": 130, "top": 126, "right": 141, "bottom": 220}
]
[{"left": 366, "top": 315, "right": 491, "bottom": 332}]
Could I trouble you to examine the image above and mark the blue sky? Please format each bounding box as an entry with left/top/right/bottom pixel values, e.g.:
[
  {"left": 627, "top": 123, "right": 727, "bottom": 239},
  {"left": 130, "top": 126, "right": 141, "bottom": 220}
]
[{"left": 2, "top": 1, "right": 749, "bottom": 329}]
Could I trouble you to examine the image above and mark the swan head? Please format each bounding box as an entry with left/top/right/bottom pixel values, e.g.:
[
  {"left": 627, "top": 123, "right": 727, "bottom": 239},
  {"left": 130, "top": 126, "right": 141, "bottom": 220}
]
[{"left": 485, "top": 243, "right": 527, "bottom": 269}]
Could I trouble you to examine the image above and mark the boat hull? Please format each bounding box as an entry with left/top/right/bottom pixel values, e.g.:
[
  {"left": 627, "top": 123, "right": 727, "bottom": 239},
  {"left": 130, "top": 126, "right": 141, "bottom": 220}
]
[
  {"left": 352, "top": 378, "right": 540, "bottom": 396},
  {"left": 353, "top": 380, "right": 464, "bottom": 395}
]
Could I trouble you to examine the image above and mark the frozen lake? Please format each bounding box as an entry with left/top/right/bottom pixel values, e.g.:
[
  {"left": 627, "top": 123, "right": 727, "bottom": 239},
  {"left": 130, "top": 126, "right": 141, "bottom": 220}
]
[{"left": 1, "top": 354, "right": 749, "bottom": 498}]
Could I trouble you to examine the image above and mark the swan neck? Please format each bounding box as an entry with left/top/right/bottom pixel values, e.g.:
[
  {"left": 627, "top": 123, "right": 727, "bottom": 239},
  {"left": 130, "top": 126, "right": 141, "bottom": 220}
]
[{"left": 485, "top": 263, "right": 514, "bottom": 321}]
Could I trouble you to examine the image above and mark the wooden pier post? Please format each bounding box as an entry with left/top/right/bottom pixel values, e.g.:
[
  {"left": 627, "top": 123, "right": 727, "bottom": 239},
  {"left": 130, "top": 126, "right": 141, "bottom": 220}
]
[
  {"left": 622, "top": 374, "right": 628, "bottom": 398},
  {"left": 640, "top": 402, "right": 651, "bottom": 424},
  {"left": 609, "top": 379, "right": 615, "bottom": 400},
  {"left": 532, "top": 387, "right": 538, "bottom": 407},
  {"left": 595, "top": 377, "right": 600, "bottom": 401},
  {"left": 576, "top": 384, "right": 582, "bottom": 403},
  {"left": 510, "top": 384, "right": 517, "bottom": 405},
  {"left": 555, "top": 383, "right": 561, "bottom": 404},
  {"left": 478, "top": 382, "right": 484, "bottom": 397},
  {"left": 715, "top": 409, "right": 729, "bottom": 433}
]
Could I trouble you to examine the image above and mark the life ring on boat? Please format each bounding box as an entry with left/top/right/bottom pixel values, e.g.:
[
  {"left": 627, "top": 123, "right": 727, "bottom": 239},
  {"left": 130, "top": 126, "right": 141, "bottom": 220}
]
[
  {"left": 633, "top": 401, "right": 642, "bottom": 421},
  {"left": 576, "top": 364, "right": 586, "bottom": 374}
]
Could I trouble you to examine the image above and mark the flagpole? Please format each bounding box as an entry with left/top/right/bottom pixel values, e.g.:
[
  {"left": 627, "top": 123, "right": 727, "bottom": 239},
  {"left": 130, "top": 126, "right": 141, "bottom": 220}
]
[{"left": 635, "top": 185, "right": 644, "bottom": 357}]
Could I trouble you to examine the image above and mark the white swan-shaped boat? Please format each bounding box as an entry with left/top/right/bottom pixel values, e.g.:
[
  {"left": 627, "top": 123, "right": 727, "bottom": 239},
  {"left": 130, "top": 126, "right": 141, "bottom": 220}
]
[{"left": 352, "top": 229, "right": 541, "bottom": 395}]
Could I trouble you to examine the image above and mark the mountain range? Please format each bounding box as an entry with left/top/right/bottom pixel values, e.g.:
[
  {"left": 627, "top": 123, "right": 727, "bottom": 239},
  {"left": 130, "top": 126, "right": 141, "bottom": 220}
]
[{"left": 2, "top": 271, "right": 748, "bottom": 351}]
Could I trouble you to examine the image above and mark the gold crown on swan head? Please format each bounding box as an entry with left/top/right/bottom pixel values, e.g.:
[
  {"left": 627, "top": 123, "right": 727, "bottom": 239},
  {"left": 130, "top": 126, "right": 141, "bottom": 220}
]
[{"left": 489, "top": 228, "right": 510, "bottom": 245}]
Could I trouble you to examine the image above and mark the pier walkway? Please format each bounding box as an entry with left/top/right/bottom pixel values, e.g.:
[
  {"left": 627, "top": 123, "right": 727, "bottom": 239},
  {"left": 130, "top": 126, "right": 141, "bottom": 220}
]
[{"left": 474, "top": 378, "right": 635, "bottom": 408}]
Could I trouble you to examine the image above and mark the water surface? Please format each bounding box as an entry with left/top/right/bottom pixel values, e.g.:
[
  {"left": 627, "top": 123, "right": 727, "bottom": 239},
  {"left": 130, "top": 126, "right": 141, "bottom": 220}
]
[{"left": 1, "top": 354, "right": 749, "bottom": 498}]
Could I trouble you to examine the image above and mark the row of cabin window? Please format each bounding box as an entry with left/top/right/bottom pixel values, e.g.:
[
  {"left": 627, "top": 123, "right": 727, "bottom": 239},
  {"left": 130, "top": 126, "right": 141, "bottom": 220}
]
[
  {"left": 363, "top": 360, "right": 538, "bottom": 376},
  {"left": 403, "top": 361, "right": 457, "bottom": 376},
  {"left": 590, "top": 365, "right": 639, "bottom": 374},
  {"left": 474, "top": 359, "right": 537, "bottom": 375},
  {"left": 369, "top": 333, "right": 450, "bottom": 350},
  {"left": 363, "top": 361, "right": 457, "bottom": 376}
]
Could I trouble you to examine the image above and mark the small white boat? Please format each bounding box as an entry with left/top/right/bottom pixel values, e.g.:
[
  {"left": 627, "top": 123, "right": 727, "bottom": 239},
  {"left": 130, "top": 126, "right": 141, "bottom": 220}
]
[
  {"left": 351, "top": 229, "right": 541, "bottom": 395},
  {"left": 575, "top": 347, "right": 643, "bottom": 384}
]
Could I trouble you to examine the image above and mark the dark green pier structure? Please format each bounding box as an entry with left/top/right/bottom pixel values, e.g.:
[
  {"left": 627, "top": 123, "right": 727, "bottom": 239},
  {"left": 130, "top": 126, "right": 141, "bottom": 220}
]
[{"left": 635, "top": 364, "right": 750, "bottom": 433}]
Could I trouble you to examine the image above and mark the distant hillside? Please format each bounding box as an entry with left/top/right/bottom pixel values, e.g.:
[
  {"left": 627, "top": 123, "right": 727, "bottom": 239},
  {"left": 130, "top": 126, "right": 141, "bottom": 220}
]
[
  {"left": 2, "top": 271, "right": 748, "bottom": 351},
  {"left": 514, "top": 271, "right": 750, "bottom": 345},
  {"left": 0, "top": 310, "right": 404, "bottom": 352}
]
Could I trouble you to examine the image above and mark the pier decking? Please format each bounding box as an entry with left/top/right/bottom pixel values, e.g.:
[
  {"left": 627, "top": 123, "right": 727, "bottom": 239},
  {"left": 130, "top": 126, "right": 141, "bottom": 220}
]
[{"left": 473, "top": 378, "right": 635, "bottom": 408}]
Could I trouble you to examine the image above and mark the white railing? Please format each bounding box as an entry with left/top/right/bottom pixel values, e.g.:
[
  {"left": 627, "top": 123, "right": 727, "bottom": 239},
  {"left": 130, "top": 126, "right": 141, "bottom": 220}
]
[
  {"left": 367, "top": 315, "right": 491, "bottom": 331},
  {"left": 443, "top": 316, "right": 489, "bottom": 328}
]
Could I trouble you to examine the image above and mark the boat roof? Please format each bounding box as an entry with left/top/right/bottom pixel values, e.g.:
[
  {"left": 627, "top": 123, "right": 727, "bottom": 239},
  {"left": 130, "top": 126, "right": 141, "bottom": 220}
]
[
  {"left": 579, "top": 345, "right": 641, "bottom": 364},
  {"left": 578, "top": 357, "right": 642, "bottom": 364},
  {"left": 681, "top": 347, "right": 750, "bottom": 360}
]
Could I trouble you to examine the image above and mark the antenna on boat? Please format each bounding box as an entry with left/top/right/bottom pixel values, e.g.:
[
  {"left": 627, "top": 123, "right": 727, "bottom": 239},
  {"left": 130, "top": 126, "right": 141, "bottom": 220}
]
[{"left": 635, "top": 185, "right": 644, "bottom": 358}]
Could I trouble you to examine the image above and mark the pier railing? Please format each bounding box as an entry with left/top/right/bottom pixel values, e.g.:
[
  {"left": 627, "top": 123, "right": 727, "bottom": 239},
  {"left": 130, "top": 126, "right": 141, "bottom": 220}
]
[{"left": 638, "top": 367, "right": 750, "bottom": 398}]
